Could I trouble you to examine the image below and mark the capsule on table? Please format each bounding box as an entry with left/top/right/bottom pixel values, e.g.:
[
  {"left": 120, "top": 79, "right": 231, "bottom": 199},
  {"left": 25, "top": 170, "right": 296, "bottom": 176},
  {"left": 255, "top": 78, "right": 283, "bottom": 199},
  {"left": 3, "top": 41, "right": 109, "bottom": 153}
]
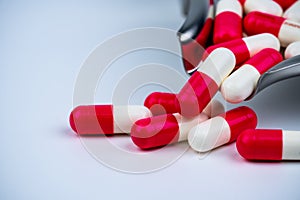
[
  {"left": 244, "top": 11, "right": 300, "bottom": 47},
  {"left": 130, "top": 113, "right": 209, "bottom": 150},
  {"left": 285, "top": 41, "right": 300, "bottom": 59},
  {"left": 205, "top": 33, "right": 280, "bottom": 65},
  {"left": 221, "top": 48, "right": 283, "bottom": 103},
  {"left": 188, "top": 106, "right": 257, "bottom": 153},
  {"left": 283, "top": 1, "right": 300, "bottom": 23},
  {"left": 69, "top": 105, "right": 152, "bottom": 135},
  {"left": 213, "top": 0, "right": 243, "bottom": 44},
  {"left": 144, "top": 92, "right": 225, "bottom": 117},
  {"left": 239, "top": 0, "right": 282, "bottom": 16},
  {"left": 181, "top": 1, "right": 214, "bottom": 74},
  {"left": 272, "top": 0, "right": 297, "bottom": 11},
  {"left": 237, "top": 129, "right": 300, "bottom": 161},
  {"left": 177, "top": 48, "right": 236, "bottom": 117}
]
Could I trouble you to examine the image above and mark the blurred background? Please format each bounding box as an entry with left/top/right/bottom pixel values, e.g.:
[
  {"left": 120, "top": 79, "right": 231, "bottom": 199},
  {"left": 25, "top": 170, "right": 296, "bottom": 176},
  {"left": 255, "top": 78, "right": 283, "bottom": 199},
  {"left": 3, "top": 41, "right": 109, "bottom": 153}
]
[{"left": 1, "top": 0, "right": 300, "bottom": 199}]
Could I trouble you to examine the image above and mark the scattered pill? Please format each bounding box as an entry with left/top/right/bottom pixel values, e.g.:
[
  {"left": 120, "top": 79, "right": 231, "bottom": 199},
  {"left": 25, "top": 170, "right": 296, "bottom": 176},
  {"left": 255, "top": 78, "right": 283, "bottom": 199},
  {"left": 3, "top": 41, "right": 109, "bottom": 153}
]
[
  {"left": 131, "top": 113, "right": 208, "bottom": 150},
  {"left": 239, "top": 0, "right": 282, "bottom": 16},
  {"left": 237, "top": 129, "right": 300, "bottom": 160},
  {"left": 188, "top": 106, "right": 257, "bottom": 152},
  {"left": 244, "top": 11, "right": 300, "bottom": 47},
  {"left": 69, "top": 1, "right": 300, "bottom": 163},
  {"left": 69, "top": 105, "right": 152, "bottom": 135},
  {"left": 283, "top": 1, "right": 300, "bottom": 23},
  {"left": 205, "top": 33, "right": 280, "bottom": 65},
  {"left": 213, "top": 0, "right": 243, "bottom": 44},
  {"left": 284, "top": 41, "right": 300, "bottom": 59},
  {"left": 177, "top": 48, "right": 235, "bottom": 117},
  {"left": 221, "top": 48, "right": 283, "bottom": 103}
]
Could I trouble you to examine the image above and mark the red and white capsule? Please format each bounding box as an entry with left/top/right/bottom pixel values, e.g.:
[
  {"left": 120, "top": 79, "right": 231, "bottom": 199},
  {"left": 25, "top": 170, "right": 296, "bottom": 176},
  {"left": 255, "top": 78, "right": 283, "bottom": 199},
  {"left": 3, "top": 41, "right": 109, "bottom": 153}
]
[
  {"left": 69, "top": 105, "right": 152, "bottom": 135},
  {"left": 237, "top": 129, "right": 300, "bottom": 161},
  {"left": 177, "top": 48, "right": 236, "bottom": 117},
  {"left": 205, "top": 33, "right": 280, "bottom": 65},
  {"left": 221, "top": 48, "right": 283, "bottom": 103},
  {"left": 181, "top": 1, "right": 214, "bottom": 73},
  {"left": 130, "top": 113, "right": 209, "bottom": 150},
  {"left": 244, "top": 11, "right": 300, "bottom": 47},
  {"left": 213, "top": 0, "right": 243, "bottom": 44},
  {"left": 188, "top": 106, "right": 257, "bottom": 152},
  {"left": 239, "top": 0, "right": 283, "bottom": 16},
  {"left": 285, "top": 41, "right": 300, "bottom": 59},
  {"left": 144, "top": 92, "right": 224, "bottom": 117}
]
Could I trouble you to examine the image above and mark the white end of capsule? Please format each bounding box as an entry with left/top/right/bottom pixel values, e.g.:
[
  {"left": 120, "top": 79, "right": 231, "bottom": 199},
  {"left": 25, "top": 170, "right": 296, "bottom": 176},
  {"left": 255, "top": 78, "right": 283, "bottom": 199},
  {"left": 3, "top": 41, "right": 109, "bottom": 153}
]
[
  {"left": 278, "top": 20, "right": 300, "bottom": 47},
  {"left": 283, "top": 1, "right": 300, "bottom": 23},
  {"left": 198, "top": 47, "right": 236, "bottom": 86},
  {"left": 284, "top": 41, "right": 300, "bottom": 59},
  {"left": 188, "top": 116, "right": 231, "bottom": 152},
  {"left": 216, "top": 0, "right": 242, "bottom": 17},
  {"left": 244, "top": 0, "right": 283, "bottom": 16},
  {"left": 113, "top": 105, "right": 152, "bottom": 133},
  {"left": 221, "top": 64, "right": 260, "bottom": 103},
  {"left": 282, "top": 130, "right": 300, "bottom": 160},
  {"left": 243, "top": 33, "right": 280, "bottom": 57}
]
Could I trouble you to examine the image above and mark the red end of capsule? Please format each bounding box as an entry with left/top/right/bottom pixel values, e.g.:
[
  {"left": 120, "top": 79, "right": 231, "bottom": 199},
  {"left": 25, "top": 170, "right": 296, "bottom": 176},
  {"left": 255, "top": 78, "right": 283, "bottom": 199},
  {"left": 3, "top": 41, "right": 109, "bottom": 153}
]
[
  {"left": 69, "top": 105, "right": 114, "bottom": 135},
  {"left": 243, "top": 11, "right": 285, "bottom": 37},
  {"left": 177, "top": 71, "right": 219, "bottom": 118},
  {"left": 130, "top": 114, "right": 180, "bottom": 150},
  {"left": 272, "top": 0, "right": 297, "bottom": 10},
  {"left": 238, "top": 0, "right": 246, "bottom": 6},
  {"left": 236, "top": 129, "right": 283, "bottom": 160},
  {"left": 222, "top": 106, "right": 257, "bottom": 143},
  {"left": 144, "top": 92, "right": 180, "bottom": 116},
  {"left": 213, "top": 12, "right": 243, "bottom": 44}
]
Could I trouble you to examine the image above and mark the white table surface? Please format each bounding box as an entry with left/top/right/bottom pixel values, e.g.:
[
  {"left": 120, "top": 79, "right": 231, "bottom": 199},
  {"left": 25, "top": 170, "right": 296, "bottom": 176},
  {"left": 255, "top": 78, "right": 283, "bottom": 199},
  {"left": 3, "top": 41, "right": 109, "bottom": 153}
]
[{"left": 1, "top": 0, "right": 300, "bottom": 199}]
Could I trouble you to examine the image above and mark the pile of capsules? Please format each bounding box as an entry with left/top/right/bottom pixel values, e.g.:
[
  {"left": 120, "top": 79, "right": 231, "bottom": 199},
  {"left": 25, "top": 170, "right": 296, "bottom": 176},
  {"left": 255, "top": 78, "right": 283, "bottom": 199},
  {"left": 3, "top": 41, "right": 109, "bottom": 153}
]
[{"left": 69, "top": 0, "right": 300, "bottom": 161}]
